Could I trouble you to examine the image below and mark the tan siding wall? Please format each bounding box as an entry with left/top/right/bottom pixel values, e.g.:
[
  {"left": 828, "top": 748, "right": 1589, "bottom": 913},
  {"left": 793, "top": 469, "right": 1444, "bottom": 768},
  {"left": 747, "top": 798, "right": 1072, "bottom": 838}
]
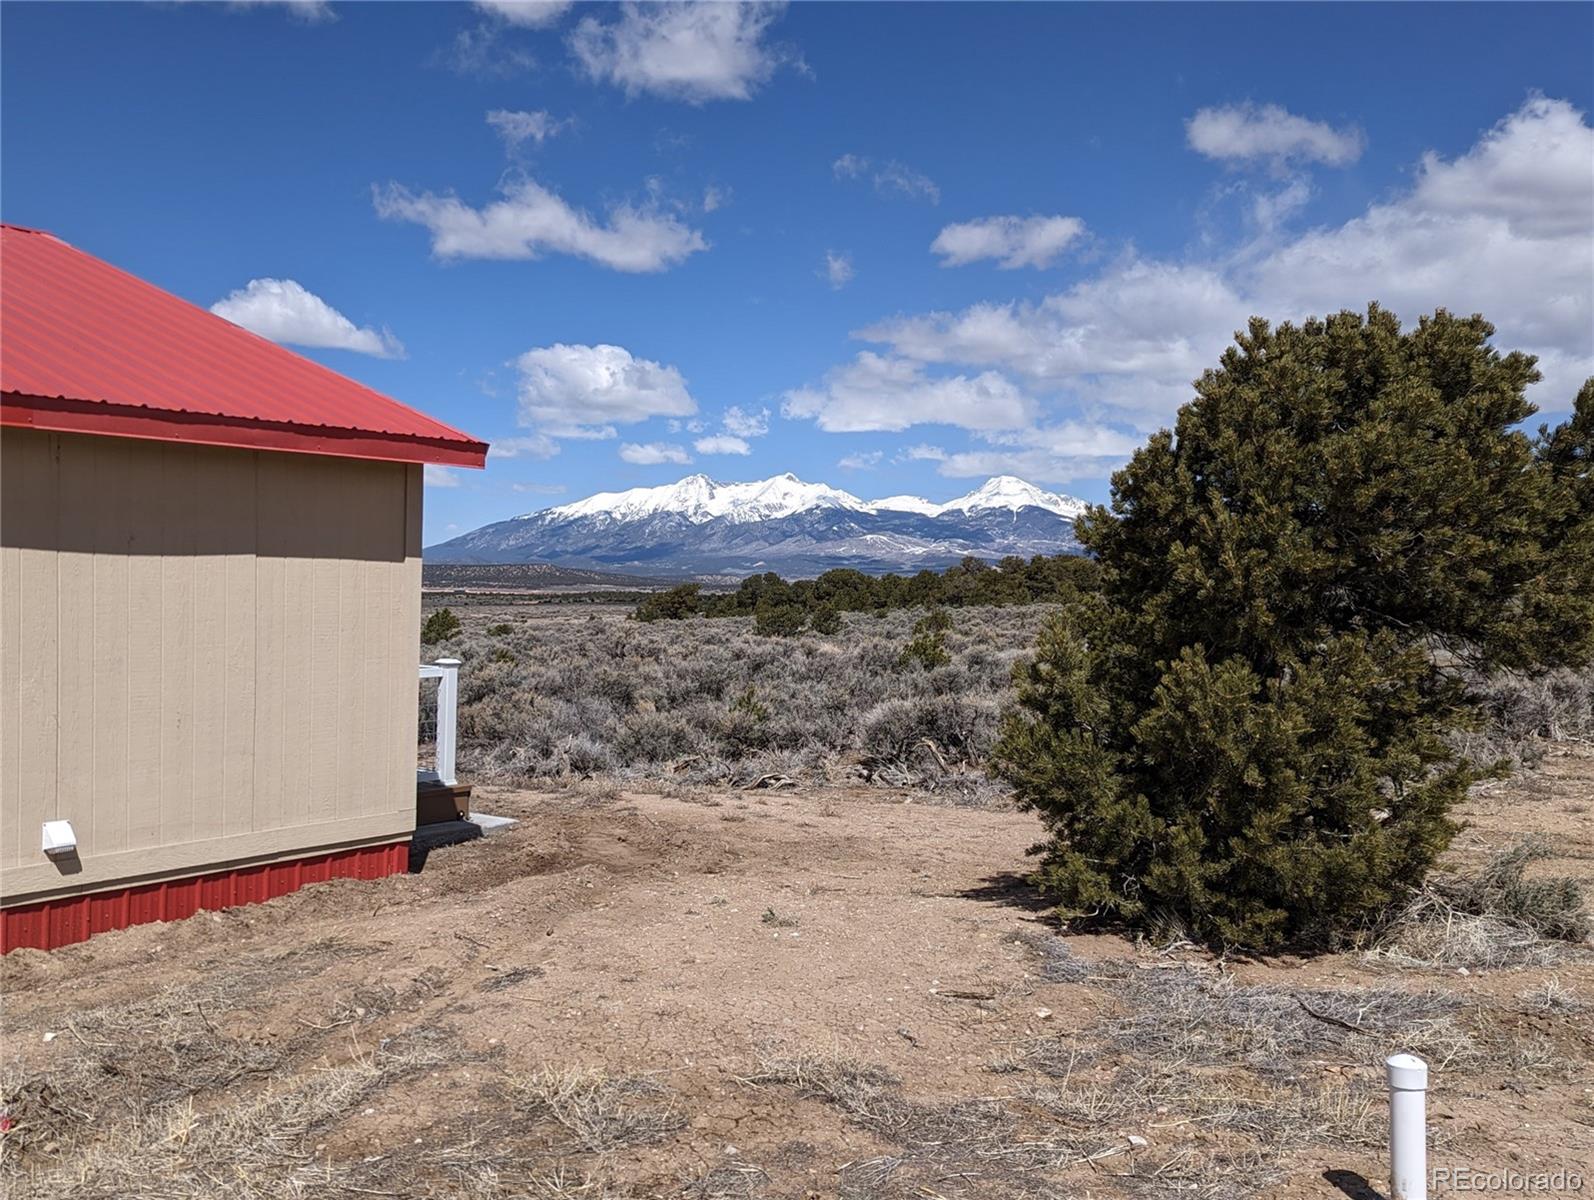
[{"left": 0, "top": 429, "right": 421, "bottom": 904}]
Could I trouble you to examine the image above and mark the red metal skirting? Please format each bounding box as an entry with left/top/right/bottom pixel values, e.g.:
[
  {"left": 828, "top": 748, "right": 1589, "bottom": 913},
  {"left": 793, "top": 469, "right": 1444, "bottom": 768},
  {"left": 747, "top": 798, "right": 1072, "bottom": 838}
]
[{"left": 1, "top": 841, "right": 409, "bottom": 954}]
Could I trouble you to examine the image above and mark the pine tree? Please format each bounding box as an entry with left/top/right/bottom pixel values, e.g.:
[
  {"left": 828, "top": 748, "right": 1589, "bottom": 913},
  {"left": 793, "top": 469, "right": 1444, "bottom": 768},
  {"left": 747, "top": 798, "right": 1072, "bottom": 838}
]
[{"left": 994, "top": 307, "right": 1594, "bottom": 951}]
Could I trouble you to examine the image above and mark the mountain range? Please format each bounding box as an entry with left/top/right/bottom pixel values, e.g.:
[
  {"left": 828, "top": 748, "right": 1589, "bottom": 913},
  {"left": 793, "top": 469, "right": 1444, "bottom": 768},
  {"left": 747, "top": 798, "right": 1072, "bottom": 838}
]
[{"left": 424, "top": 473, "right": 1089, "bottom": 578}]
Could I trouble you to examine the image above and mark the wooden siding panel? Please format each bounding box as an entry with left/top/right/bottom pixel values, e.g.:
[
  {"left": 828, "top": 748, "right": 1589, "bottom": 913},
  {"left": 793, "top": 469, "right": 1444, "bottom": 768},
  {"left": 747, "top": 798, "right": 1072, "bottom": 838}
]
[
  {"left": 251, "top": 458, "right": 289, "bottom": 836},
  {"left": 1, "top": 430, "right": 418, "bottom": 904},
  {"left": 336, "top": 469, "right": 367, "bottom": 816},
  {"left": 188, "top": 451, "right": 229, "bottom": 849},
  {"left": 0, "top": 540, "right": 19, "bottom": 870},
  {"left": 274, "top": 456, "right": 317, "bottom": 832},
  {"left": 0, "top": 432, "right": 58, "bottom": 871},
  {"left": 221, "top": 459, "right": 258, "bottom": 838},
  {"left": 55, "top": 436, "right": 97, "bottom": 856},
  {"left": 90, "top": 439, "right": 131, "bottom": 855},
  {"left": 126, "top": 542, "right": 165, "bottom": 851},
  {"left": 398, "top": 466, "right": 424, "bottom": 813},
  {"left": 158, "top": 445, "right": 198, "bottom": 848}
]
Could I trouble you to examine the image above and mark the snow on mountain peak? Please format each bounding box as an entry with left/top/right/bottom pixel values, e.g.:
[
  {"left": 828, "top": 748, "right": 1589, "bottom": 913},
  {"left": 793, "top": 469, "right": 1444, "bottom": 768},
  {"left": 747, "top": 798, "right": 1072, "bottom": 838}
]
[
  {"left": 870, "top": 494, "right": 942, "bottom": 517},
  {"left": 523, "top": 472, "right": 1087, "bottom": 527},
  {"left": 934, "top": 476, "right": 1088, "bottom": 518},
  {"left": 536, "top": 473, "right": 871, "bottom": 525}
]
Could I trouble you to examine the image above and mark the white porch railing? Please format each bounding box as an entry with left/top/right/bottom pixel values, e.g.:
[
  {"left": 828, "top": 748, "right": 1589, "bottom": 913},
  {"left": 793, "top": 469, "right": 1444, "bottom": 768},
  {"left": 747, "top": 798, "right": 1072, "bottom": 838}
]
[{"left": 417, "top": 658, "right": 461, "bottom": 786}]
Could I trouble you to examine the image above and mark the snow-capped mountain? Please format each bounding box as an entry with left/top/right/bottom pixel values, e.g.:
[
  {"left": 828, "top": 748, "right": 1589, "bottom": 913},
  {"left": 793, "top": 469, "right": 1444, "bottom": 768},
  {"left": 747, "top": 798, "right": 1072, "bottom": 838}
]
[
  {"left": 931, "top": 475, "right": 1088, "bottom": 518},
  {"left": 426, "top": 473, "right": 1089, "bottom": 577},
  {"left": 539, "top": 473, "right": 873, "bottom": 526}
]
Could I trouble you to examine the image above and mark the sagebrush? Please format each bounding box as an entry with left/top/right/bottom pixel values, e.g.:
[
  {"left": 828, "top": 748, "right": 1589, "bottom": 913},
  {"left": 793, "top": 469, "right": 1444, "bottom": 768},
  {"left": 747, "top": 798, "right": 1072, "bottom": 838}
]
[{"left": 427, "top": 604, "right": 1052, "bottom": 798}]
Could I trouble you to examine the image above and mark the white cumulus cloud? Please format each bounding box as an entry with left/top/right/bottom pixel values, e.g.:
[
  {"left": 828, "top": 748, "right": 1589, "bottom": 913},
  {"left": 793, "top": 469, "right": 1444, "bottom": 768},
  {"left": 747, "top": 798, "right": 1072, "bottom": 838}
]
[
  {"left": 931, "top": 215, "right": 1086, "bottom": 269},
  {"left": 224, "top": 1, "right": 336, "bottom": 23},
  {"left": 486, "top": 109, "right": 570, "bottom": 150},
  {"left": 374, "top": 178, "right": 707, "bottom": 272},
  {"left": 487, "top": 434, "right": 559, "bottom": 460},
  {"left": 822, "top": 250, "right": 854, "bottom": 289},
  {"left": 854, "top": 97, "right": 1594, "bottom": 429},
  {"left": 694, "top": 434, "right": 751, "bottom": 455},
  {"left": 1186, "top": 102, "right": 1364, "bottom": 168},
  {"left": 423, "top": 465, "right": 461, "bottom": 488},
  {"left": 474, "top": 0, "right": 571, "bottom": 27},
  {"left": 782, "top": 352, "right": 1034, "bottom": 433},
  {"left": 570, "top": 1, "right": 791, "bottom": 103},
  {"left": 515, "top": 343, "right": 697, "bottom": 440},
  {"left": 210, "top": 278, "right": 403, "bottom": 358},
  {"left": 721, "top": 405, "right": 770, "bottom": 438},
  {"left": 837, "top": 450, "right": 882, "bottom": 470},
  {"left": 620, "top": 441, "right": 692, "bottom": 465}
]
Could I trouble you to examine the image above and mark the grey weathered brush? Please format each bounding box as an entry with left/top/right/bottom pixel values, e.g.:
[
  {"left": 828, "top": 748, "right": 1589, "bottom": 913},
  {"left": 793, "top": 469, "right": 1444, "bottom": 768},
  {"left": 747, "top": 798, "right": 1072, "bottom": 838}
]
[{"left": 433, "top": 604, "right": 1046, "bottom": 800}]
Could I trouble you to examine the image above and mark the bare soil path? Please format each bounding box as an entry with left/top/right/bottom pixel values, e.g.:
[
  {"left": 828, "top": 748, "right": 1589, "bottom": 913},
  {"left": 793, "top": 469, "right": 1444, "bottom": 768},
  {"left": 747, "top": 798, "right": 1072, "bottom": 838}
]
[{"left": 4, "top": 758, "right": 1592, "bottom": 1199}]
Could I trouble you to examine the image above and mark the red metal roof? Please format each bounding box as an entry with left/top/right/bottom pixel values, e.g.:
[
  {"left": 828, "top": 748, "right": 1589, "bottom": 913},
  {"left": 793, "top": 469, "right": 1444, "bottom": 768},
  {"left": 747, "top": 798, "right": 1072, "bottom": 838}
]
[{"left": 1, "top": 224, "right": 487, "bottom": 467}]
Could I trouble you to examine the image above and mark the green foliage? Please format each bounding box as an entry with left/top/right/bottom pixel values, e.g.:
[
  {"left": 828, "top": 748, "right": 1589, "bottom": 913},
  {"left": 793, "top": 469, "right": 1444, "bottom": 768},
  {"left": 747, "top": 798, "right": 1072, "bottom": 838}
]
[
  {"left": 754, "top": 600, "right": 809, "bottom": 638},
  {"left": 630, "top": 553, "right": 1098, "bottom": 625},
  {"left": 898, "top": 608, "right": 953, "bottom": 670},
  {"left": 995, "top": 307, "right": 1594, "bottom": 952},
  {"left": 809, "top": 603, "right": 843, "bottom": 635},
  {"left": 634, "top": 583, "right": 705, "bottom": 622},
  {"left": 421, "top": 607, "right": 462, "bottom": 644},
  {"left": 729, "top": 686, "right": 771, "bottom": 724},
  {"left": 487, "top": 623, "right": 516, "bottom": 636}
]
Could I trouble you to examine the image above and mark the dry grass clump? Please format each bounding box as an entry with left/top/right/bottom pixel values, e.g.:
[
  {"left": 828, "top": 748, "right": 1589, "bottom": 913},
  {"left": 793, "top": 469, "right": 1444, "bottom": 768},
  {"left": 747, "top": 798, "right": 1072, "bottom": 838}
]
[
  {"left": 1519, "top": 976, "right": 1587, "bottom": 1012},
  {"left": 1371, "top": 905, "right": 1567, "bottom": 970},
  {"left": 1026, "top": 1060, "right": 1381, "bottom": 1152},
  {"left": 979, "top": 937, "right": 1476, "bottom": 1196},
  {"left": 509, "top": 1067, "right": 684, "bottom": 1153},
  {"left": 680, "top": 1162, "right": 770, "bottom": 1200},
  {"left": 1099, "top": 966, "right": 1477, "bottom": 1071},
  {"left": 0, "top": 946, "right": 367, "bottom": 1155},
  {"left": 742, "top": 1051, "right": 900, "bottom": 1125},
  {"left": 1115, "top": 1147, "right": 1271, "bottom": 1200},
  {"left": 1430, "top": 838, "right": 1591, "bottom": 942},
  {"left": 744, "top": 1049, "right": 1075, "bottom": 1177},
  {"left": 1003, "top": 928, "right": 1106, "bottom": 984},
  {"left": 1371, "top": 838, "right": 1592, "bottom": 970},
  {"left": 433, "top": 605, "right": 1048, "bottom": 801},
  {"left": 3, "top": 1035, "right": 449, "bottom": 1200}
]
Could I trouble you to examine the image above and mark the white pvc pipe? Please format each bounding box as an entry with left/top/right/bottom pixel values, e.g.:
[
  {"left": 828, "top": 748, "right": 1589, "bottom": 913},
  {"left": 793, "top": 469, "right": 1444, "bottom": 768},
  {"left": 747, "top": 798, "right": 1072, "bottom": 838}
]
[
  {"left": 1387, "top": 1053, "right": 1428, "bottom": 1200},
  {"left": 434, "top": 658, "right": 461, "bottom": 786}
]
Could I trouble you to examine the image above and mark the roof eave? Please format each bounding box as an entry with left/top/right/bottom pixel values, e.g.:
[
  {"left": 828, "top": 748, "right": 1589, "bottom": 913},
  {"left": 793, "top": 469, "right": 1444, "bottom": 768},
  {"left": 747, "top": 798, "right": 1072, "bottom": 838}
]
[{"left": 1, "top": 393, "right": 489, "bottom": 469}]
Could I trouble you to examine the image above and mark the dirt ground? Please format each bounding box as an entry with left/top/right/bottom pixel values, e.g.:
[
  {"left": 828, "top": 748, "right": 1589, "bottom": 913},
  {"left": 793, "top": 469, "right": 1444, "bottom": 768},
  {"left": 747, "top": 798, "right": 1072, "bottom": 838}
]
[{"left": 3, "top": 753, "right": 1592, "bottom": 1198}]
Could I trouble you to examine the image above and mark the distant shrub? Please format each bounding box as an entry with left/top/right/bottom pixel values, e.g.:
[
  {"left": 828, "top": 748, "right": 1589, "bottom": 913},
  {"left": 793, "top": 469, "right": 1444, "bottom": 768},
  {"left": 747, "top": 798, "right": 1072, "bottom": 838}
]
[
  {"left": 898, "top": 608, "right": 952, "bottom": 670},
  {"left": 562, "top": 734, "right": 615, "bottom": 775},
  {"left": 809, "top": 603, "right": 843, "bottom": 636},
  {"left": 636, "top": 583, "right": 703, "bottom": 622},
  {"left": 421, "top": 608, "right": 462, "bottom": 644},
  {"left": 729, "top": 687, "right": 771, "bottom": 724},
  {"left": 615, "top": 711, "right": 704, "bottom": 763},
  {"left": 1455, "top": 665, "right": 1594, "bottom": 770},
  {"left": 630, "top": 554, "right": 1099, "bottom": 625},
  {"left": 487, "top": 622, "right": 516, "bottom": 636},
  {"left": 861, "top": 694, "right": 998, "bottom": 767},
  {"left": 754, "top": 601, "right": 808, "bottom": 638}
]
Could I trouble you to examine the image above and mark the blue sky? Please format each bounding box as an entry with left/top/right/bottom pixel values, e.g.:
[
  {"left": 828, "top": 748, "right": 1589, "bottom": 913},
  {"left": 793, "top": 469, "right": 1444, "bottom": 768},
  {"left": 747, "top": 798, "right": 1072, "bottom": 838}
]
[{"left": 4, "top": 1, "right": 1591, "bottom": 544}]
